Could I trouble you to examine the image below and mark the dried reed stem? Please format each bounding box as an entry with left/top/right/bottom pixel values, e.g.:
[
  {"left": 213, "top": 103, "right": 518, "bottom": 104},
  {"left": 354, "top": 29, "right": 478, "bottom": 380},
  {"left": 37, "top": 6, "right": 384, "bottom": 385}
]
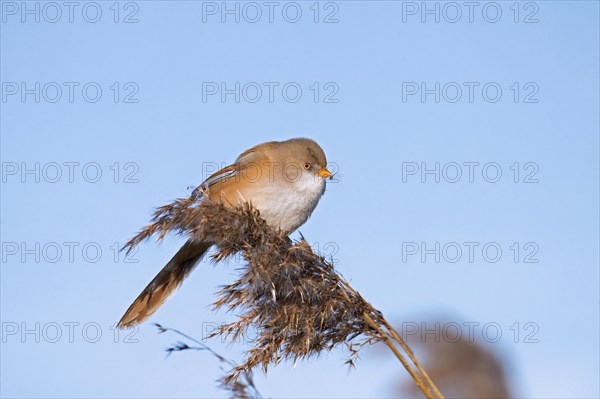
[
  {"left": 384, "top": 320, "right": 444, "bottom": 399},
  {"left": 363, "top": 312, "right": 436, "bottom": 399}
]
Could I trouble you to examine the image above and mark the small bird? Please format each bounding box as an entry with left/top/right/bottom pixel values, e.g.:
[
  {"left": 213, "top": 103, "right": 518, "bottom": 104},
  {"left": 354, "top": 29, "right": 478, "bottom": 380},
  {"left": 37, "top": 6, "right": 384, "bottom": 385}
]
[{"left": 118, "top": 138, "right": 332, "bottom": 328}]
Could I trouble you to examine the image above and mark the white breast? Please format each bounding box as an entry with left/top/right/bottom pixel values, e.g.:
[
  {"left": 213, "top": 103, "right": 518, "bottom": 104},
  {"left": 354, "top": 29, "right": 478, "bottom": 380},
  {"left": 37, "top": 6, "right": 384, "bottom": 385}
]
[{"left": 242, "top": 172, "right": 326, "bottom": 234}]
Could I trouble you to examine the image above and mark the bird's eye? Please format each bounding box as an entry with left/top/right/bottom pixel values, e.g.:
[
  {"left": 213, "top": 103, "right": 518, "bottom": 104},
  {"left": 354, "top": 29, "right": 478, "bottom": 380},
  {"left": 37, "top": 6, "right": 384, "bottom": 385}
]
[{"left": 303, "top": 163, "right": 311, "bottom": 170}]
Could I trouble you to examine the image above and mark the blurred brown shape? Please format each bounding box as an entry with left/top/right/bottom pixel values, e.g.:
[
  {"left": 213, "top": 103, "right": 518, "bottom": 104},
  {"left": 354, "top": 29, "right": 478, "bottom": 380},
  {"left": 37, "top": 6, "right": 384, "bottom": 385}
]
[{"left": 400, "top": 323, "right": 512, "bottom": 399}]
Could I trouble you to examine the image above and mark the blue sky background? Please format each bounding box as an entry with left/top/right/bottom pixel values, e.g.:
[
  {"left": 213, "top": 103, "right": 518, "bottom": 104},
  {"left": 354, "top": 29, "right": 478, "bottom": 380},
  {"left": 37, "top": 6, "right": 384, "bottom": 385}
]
[{"left": 1, "top": 1, "right": 599, "bottom": 397}]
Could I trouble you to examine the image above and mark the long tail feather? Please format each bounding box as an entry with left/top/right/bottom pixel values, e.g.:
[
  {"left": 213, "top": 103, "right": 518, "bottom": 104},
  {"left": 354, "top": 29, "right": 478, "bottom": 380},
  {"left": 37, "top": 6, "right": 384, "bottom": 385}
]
[{"left": 117, "top": 241, "right": 211, "bottom": 329}]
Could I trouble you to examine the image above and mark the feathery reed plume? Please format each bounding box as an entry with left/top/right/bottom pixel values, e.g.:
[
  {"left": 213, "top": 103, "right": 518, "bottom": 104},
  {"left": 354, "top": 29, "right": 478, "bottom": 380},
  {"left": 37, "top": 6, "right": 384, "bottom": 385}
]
[{"left": 123, "top": 194, "right": 443, "bottom": 398}]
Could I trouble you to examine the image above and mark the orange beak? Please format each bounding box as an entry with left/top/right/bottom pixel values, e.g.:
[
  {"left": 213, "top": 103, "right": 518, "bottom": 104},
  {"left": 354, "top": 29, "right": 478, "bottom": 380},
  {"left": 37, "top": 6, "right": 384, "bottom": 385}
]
[{"left": 318, "top": 168, "right": 333, "bottom": 180}]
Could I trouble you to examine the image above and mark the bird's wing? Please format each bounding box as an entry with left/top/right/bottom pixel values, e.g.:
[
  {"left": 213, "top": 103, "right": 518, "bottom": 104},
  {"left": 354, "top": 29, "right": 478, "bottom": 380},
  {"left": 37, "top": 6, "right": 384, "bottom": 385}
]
[
  {"left": 201, "top": 164, "right": 238, "bottom": 189},
  {"left": 200, "top": 147, "right": 271, "bottom": 190}
]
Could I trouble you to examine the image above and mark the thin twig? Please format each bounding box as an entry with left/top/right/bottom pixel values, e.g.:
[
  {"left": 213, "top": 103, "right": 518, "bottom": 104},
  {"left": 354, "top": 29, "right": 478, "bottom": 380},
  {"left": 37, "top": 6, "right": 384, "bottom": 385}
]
[{"left": 156, "top": 324, "right": 263, "bottom": 399}]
